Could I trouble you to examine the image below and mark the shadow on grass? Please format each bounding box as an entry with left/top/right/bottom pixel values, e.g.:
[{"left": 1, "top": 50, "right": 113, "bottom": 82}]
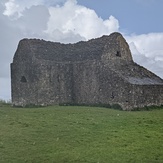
[
  {"left": 59, "top": 103, "right": 123, "bottom": 110},
  {"left": 133, "top": 105, "right": 163, "bottom": 111}
]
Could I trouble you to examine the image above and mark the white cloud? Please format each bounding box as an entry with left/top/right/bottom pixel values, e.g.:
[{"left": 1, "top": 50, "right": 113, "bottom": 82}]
[
  {"left": 2, "top": 0, "right": 119, "bottom": 43},
  {"left": 16, "top": 5, "right": 50, "bottom": 35},
  {"left": 46, "top": 0, "right": 119, "bottom": 42},
  {"left": 3, "top": 0, "right": 20, "bottom": 17},
  {"left": 126, "top": 33, "right": 163, "bottom": 78},
  {"left": 2, "top": 0, "right": 67, "bottom": 19}
]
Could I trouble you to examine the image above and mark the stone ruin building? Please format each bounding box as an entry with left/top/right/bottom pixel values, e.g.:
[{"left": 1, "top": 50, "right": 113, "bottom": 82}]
[{"left": 11, "top": 32, "right": 163, "bottom": 110}]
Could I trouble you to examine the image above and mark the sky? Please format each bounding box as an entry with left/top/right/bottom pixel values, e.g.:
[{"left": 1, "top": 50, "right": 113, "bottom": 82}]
[{"left": 0, "top": 0, "right": 163, "bottom": 100}]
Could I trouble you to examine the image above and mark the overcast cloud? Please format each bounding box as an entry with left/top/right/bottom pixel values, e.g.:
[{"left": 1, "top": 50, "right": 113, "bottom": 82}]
[{"left": 0, "top": 0, "right": 163, "bottom": 100}]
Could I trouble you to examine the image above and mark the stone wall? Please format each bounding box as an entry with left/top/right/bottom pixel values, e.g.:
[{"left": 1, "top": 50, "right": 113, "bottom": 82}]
[{"left": 11, "top": 32, "right": 163, "bottom": 110}]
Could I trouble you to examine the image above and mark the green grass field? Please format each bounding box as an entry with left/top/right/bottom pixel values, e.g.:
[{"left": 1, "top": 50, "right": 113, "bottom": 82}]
[{"left": 0, "top": 104, "right": 163, "bottom": 163}]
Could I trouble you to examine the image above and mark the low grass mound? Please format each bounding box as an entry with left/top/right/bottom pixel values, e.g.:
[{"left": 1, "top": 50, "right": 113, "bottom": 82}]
[{"left": 0, "top": 105, "right": 163, "bottom": 163}]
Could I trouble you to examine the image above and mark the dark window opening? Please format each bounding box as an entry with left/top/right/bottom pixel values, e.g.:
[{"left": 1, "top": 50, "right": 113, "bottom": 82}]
[
  {"left": 57, "top": 75, "right": 60, "bottom": 83},
  {"left": 116, "top": 51, "right": 121, "bottom": 57},
  {"left": 111, "top": 92, "right": 114, "bottom": 99},
  {"left": 21, "top": 76, "right": 27, "bottom": 83}
]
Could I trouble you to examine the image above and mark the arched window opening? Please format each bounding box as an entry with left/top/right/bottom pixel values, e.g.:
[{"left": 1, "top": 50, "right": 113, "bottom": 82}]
[
  {"left": 21, "top": 76, "right": 27, "bottom": 83},
  {"left": 116, "top": 51, "right": 121, "bottom": 57}
]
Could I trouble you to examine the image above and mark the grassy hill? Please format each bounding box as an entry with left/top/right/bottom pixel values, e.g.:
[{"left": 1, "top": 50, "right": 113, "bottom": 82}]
[{"left": 0, "top": 104, "right": 163, "bottom": 163}]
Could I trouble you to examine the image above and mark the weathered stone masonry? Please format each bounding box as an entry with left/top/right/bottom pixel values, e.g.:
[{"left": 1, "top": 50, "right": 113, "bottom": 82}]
[{"left": 11, "top": 32, "right": 163, "bottom": 110}]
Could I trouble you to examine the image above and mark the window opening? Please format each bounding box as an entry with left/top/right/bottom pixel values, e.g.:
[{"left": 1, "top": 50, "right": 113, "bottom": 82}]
[
  {"left": 111, "top": 92, "right": 114, "bottom": 99},
  {"left": 116, "top": 51, "right": 121, "bottom": 57},
  {"left": 21, "top": 76, "right": 27, "bottom": 83}
]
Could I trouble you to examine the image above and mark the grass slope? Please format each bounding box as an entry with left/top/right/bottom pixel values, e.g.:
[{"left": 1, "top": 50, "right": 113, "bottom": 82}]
[{"left": 0, "top": 105, "right": 163, "bottom": 163}]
